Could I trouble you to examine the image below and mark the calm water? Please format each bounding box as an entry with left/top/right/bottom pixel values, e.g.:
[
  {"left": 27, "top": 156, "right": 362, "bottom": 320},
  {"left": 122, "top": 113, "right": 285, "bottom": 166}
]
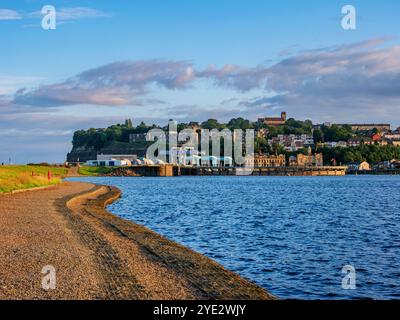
[{"left": 68, "top": 175, "right": 400, "bottom": 299}]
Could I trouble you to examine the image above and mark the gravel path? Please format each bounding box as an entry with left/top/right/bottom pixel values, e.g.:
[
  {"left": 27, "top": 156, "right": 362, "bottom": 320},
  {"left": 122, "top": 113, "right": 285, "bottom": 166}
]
[{"left": 0, "top": 181, "right": 274, "bottom": 300}]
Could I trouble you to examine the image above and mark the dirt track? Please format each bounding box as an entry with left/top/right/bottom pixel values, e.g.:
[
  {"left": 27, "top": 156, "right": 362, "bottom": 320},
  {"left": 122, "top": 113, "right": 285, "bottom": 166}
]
[{"left": 0, "top": 182, "right": 275, "bottom": 300}]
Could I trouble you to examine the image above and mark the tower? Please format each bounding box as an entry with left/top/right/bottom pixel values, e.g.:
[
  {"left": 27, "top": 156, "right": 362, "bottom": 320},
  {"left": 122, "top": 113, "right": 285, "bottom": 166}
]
[{"left": 281, "top": 112, "right": 287, "bottom": 122}]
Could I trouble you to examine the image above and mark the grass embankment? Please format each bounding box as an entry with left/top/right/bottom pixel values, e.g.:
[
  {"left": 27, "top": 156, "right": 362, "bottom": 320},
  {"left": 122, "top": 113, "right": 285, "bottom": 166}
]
[
  {"left": 0, "top": 165, "right": 68, "bottom": 193},
  {"left": 78, "top": 166, "right": 115, "bottom": 176}
]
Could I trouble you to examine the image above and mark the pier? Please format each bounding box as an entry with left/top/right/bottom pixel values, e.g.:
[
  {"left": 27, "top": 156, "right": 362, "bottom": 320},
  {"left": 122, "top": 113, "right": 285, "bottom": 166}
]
[{"left": 109, "top": 165, "right": 348, "bottom": 177}]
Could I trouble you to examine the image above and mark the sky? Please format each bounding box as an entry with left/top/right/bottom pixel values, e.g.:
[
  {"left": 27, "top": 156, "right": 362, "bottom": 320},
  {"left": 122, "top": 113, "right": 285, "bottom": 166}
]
[{"left": 1, "top": 0, "right": 400, "bottom": 163}]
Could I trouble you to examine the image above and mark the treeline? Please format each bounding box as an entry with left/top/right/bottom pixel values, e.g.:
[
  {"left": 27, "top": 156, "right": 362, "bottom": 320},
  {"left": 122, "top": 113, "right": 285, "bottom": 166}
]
[
  {"left": 313, "top": 124, "right": 353, "bottom": 143},
  {"left": 318, "top": 144, "right": 400, "bottom": 165},
  {"left": 72, "top": 120, "right": 159, "bottom": 150},
  {"left": 253, "top": 141, "right": 400, "bottom": 165},
  {"left": 199, "top": 118, "right": 312, "bottom": 136}
]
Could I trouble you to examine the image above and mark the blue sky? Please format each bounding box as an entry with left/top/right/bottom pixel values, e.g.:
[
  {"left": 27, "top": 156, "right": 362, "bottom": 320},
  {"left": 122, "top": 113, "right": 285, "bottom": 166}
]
[{"left": 1, "top": 0, "right": 400, "bottom": 163}]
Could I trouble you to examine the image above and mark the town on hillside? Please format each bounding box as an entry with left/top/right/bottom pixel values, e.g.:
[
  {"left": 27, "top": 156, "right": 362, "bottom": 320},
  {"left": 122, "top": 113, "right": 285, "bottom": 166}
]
[{"left": 67, "top": 112, "right": 400, "bottom": 174}]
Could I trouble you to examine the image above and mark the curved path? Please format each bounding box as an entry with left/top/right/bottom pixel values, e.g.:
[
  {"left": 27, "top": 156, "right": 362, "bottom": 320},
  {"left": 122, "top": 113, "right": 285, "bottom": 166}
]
[{"left": 0, "top": 182, "right": 274, "bottom": 300}]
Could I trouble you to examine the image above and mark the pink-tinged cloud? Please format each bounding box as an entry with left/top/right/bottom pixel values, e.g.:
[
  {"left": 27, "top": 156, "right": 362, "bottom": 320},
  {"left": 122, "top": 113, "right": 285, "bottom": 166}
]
[
  {"left": 13, "top": 60, "right": 196, "bottom": 107},
  {"left": 7, "top": 38, "right": 400, "bottom": 122}
]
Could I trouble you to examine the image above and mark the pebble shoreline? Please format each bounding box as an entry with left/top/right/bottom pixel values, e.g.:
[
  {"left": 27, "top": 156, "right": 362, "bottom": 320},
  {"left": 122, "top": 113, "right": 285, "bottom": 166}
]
[{"left": 0, "top": 181, "right": 275, "bottom": 300}]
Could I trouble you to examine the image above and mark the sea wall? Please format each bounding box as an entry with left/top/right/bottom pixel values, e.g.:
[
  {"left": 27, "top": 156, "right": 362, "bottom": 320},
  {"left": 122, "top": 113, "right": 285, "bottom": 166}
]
[{"left": 106, "top": 165, "right": 347, "bottom": 177}]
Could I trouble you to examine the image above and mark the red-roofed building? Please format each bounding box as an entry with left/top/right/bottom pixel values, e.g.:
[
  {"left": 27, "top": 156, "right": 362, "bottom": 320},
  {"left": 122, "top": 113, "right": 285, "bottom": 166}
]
[
  {"left": 372, "top": 133, "right": 382, "bottom": 141},
  {"left": 258, "top": 112, "right": 287, "bottom": 126}
]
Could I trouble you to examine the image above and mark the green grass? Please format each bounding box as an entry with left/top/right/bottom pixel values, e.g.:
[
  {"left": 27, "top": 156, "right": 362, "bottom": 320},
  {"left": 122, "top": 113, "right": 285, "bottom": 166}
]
[
  {"left": 0, "top": 165, "right": 68, "bottom": 193},
  {"left": 78, "top": 166, "right": 115, "bottom": 176}
]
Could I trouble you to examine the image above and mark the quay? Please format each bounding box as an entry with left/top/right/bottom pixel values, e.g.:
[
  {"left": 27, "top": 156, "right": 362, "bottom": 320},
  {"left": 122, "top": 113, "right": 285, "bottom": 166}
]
[
  {"left": 347, "top": 169, "right": 400, "bottom": 175},
  {"left": 108, "top": 165, "right": 348, "bottom": 177}
]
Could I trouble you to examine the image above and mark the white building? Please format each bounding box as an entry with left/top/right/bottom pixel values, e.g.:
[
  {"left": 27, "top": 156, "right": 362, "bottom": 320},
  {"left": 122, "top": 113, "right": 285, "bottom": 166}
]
[
  {"left": 347, "top": 161, "right": 371, "bottom": 171},
  {"left": 86, "top": 159, "right": 131, "bottom": 167},
  {"left": 97, "top": 154, "right": 138, "bottom": 161},
  {"left": 324, "top": 141, "right": 348, "bottom": 148},
  {"left": 190, "top": 156, "right": 233, "bottom": 167},
  {"left": 268, "top": 134, "right": 314, "bottom": 151}
]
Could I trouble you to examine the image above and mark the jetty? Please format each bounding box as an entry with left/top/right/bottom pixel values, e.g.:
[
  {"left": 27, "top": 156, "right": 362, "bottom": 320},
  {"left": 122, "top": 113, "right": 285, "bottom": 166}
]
[{"left": 108, "top": 165, "right": 348, "bottom": 177}]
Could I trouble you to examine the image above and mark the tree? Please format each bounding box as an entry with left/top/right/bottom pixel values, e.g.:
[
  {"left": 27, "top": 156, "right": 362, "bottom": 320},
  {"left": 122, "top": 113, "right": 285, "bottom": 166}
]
[
  {"left": 201, "top": 119, "right": 225, "bottom": 130},
  {"left": 313, "top": 129, "right": 324, "bottom": 143},
  {"left": 322, "top": 125, "right": 352, "bottom": 142},
  {"left": 255, "top": 137, "right": 270, "bottom": 154},
  {"left": 72, "top": 130, "right": 89, "bottom": 147},
  {"left": 227, "top": 118, "right": 253, "bottom": 130},
  {"left": 136, "top": 121, "right": 148, "bottom": 133}
]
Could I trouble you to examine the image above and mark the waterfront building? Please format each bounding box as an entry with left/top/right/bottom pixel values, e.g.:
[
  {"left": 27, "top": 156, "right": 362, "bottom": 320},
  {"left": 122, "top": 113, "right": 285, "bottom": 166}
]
[
  {"left": 374, "top": 161, "right": 395, "bottom": 170},
  {"left": 159, "top": 146, "right": 196, "bottom": 164},
  {"left": 372, "top": 133, "right": 382, "bottom": 141},
  {"left": 289, "top": 148, "right": 323, "bottom": 167},
  {"left": 139, "top": 158, "right": 155, "bottom": 165},
  {"left": 189, "top": 155, "right": 226, "bottom": 167},
  {"left": 383, "top": 132, "right": 400, "bottom": 140},
  {"left": 97, "top": 154, "right": 138, "bottom": 161},
  {"left": 347, "top": 161, "right": 371, "bottom": 171},
  {"left": 131, "top": 158, "right": 143, "bottom": 165},
  {"left": 288, "top": 155, "right": 297, "bottom": 166},
  {"left": 258, "top": 112, "right": 287, "bottom": 126},
  {"left": 295, "top": 153, "right": 323, "bottom": 167},
  {"left": 245, "top": 154, "right": 286, "bottom": 167},
  {"left": 219, "top": 157, "right": 234, "bottom": 167},
  {"left": 198, "top": 156, "right": 218, "bottom": 167},
  {"left": 86, "top": 159, "right": 131, "bottom": 167},
  {"left": 391, "top": 160, "right": 400, "bottom": 169}
]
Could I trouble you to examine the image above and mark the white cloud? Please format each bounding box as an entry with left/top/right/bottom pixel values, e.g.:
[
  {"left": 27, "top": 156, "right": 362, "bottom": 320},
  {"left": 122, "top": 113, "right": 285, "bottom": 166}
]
[
  {"left": 56, "top": 7, "right": 113, "bottom": 21},
  {"left": 0, "top": 9, "right": 21, "bottom": 20},
  {"left": 27, "top": 6, "right": 113, "bottom": 21}
]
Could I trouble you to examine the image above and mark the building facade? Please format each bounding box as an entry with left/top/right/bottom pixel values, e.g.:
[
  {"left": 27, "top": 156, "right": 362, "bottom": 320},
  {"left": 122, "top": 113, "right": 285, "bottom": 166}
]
[
  {"left": 290, "top": 153, "right": 323, "bottom": 167},
  {"left": 337, "top": 124, "right": 391, "bottom": 132},
  {"left": 245, "top": 154, "right": 286, "bottom": 167},
  {"left": 258, "top": 112, "right": 287, "bottom": 126},
  {"left": 347, "top": 161, "right": 371, "bottom": 171},
  {"left": 268, "top": 134, "right": 314, "bottom": 151},
  {"left": 97, "top": 154, "right": 138, "bottom": 161},
  {"left": 86, "top": 159, "right": 131, "bottom": 167}
]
